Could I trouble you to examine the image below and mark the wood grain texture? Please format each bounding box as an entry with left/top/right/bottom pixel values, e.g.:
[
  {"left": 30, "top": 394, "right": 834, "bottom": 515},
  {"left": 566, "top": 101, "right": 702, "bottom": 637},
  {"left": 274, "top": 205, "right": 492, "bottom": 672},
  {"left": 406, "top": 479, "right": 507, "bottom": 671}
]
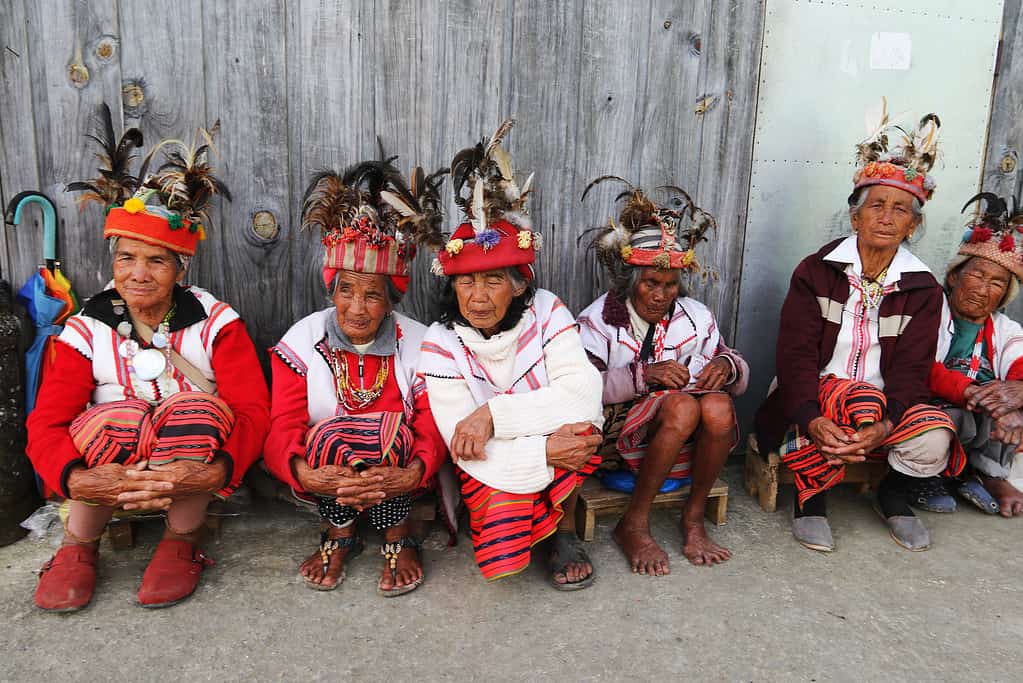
[
  {"left": 198, "top": 0, "right": 290, "bottom": 354},
  {"left": 986, "top": 0, "right": 1023, "bottom": 322},
  {"left": 0, "top": 0, "right": 44, "bottom": 287}
]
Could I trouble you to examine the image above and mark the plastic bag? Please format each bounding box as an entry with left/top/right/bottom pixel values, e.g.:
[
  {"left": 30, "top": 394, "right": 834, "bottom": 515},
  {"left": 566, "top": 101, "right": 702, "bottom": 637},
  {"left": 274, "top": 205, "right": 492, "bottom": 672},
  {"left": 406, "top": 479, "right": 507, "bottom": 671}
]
[{"left": 20, "top": 502, "right": 64, "bottom": 546}]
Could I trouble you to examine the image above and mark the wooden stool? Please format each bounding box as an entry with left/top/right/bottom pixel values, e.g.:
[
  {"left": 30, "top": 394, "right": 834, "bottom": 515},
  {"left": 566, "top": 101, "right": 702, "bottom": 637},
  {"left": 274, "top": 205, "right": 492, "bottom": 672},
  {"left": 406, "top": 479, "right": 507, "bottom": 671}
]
[
  {"left": 744, "top": 433, "right": 886, "bottom": 512},
  {"left": 574, "top": 475, "right": 729, "bottom": 542}
]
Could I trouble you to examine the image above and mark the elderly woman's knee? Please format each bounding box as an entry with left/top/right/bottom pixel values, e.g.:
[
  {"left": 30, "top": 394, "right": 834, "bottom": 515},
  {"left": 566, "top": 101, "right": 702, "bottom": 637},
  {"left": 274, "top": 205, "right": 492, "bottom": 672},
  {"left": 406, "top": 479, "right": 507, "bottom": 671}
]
[
  {"left": 699, "top": 393, "right": 736, "bottom": 434},
  {"left": 654, "top": 393, "right": 701, "bottom": 433}
]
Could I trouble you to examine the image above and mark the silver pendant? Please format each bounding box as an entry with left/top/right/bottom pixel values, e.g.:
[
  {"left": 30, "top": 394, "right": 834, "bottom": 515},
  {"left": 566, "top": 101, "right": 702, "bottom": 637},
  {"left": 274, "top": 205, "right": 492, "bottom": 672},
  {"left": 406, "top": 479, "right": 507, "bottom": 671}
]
[
  {"left": 152, "top": 331, "right": 168, "bottom": 349},
  {"left": 116, "top": 321, "right": 133, "bottom": 338},
  {"left": 133, "top": 348, "right": 167, "bottom": 380},
  {"left": 118, "top": 339, "right": 139, "bottom": 359}
]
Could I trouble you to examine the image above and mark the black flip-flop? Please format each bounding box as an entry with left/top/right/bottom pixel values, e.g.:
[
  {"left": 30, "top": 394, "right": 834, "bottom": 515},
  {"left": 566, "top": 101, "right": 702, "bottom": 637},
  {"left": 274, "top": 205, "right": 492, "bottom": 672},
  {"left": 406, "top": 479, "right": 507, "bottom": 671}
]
[{"left": 548, "top": 532, "right": 596, "bottom": 591}]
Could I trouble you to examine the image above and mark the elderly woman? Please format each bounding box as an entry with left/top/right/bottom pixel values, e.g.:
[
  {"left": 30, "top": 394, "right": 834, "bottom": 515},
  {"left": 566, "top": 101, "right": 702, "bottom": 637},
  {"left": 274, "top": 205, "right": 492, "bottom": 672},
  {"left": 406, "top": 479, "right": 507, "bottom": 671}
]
[
  {"left": 927, "top": 192, "right": 1023, "bottom": 517},
  {"left": 264, "top": 162, "right": 447, "bottom": 596},
  {"left": 419, "top": 121, "right": 604, "bottom": 588},
  {"left": 27, "top": 110, "right": 269, "bottom": 611},
  {"left": 576, "top": 180, "right": 749, "bottom": 574},
  {"left": 755, "top": 106, "right": 962, "bottom": 552}
]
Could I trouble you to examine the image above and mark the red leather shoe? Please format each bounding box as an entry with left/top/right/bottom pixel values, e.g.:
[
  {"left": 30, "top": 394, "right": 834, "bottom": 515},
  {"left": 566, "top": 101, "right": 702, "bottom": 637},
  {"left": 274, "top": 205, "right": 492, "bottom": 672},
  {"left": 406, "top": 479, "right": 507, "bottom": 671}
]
[
  {"left": 136, "top": 538, "right": 214, "bottom": 608},
  {"left": 34, "top": 544, "right": 99, "bottom": 612}
]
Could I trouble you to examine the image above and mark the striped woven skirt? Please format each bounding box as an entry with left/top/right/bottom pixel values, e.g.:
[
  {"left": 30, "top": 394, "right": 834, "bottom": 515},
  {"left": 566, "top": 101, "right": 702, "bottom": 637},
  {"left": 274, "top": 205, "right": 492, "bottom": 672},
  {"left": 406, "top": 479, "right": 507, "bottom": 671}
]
[
  {"left": 68, "top": 391, "right": 236, "bottom": 496},
  {"left": 458, "top": 453, "right": 600, "bottom": 581},
  {"left": 610, "top": 389, "right": 738, "bottom": 480},
  {"left": 781, "top": 376, "right": 965, "bottom": 508},
  {"left": 304, "top": 413, "right": 416, "bottom": 530}
]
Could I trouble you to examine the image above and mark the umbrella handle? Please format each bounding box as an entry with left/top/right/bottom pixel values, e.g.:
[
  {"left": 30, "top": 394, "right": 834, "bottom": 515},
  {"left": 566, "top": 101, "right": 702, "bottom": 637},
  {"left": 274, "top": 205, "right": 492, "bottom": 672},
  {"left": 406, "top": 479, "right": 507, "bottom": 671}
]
[{"left": 6, "top": 191, "right": 58, "bottom": 268}]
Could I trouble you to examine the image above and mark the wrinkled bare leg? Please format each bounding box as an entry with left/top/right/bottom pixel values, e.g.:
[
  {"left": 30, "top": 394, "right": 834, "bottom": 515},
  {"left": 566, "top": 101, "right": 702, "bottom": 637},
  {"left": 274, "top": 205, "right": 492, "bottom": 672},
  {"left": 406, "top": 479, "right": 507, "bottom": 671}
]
[
  {"left": 681, "top": 393, "right": 734, "bottom": 566},
  {"left": 613, "top": 393, "right": 700, "bottom": 576}
]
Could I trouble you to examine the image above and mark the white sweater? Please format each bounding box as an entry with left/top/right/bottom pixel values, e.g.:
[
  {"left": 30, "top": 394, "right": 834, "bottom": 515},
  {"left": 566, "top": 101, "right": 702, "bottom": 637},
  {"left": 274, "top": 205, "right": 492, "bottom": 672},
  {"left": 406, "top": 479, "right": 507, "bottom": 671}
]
[{"left": 420, "top": 289, "right": 604, "bottom": 493}]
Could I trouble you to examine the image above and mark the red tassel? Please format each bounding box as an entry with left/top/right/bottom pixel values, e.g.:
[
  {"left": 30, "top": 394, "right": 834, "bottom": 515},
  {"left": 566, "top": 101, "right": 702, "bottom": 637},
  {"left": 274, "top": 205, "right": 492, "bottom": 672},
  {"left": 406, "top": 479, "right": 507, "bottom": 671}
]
[
  {"left": 971, "top": 227, "right": 993, "bottom": 243},
  {"left": 1001, "top": 234, "right": 1016, "bottom": 252}
]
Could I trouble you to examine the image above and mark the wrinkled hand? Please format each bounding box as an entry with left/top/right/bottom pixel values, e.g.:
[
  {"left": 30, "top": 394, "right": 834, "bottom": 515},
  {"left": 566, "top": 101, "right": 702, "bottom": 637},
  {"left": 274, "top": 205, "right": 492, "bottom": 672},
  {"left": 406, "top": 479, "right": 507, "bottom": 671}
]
[
  {"left": 117, "top": 458, "right": 228, "bottom": 511},
  {"left": 66, "top": 461, "right": 163, "bottom": 508},
  {"left": 643, "top": 361, "right": 690, "bottom": 390},
  {"left": 807, "top": 416, "right": 889, "bottom": 465},
  {"left": 293, "top": 460, "right": 363, "bottom": 497},
  {"left": 992, "top": 411, "right": 1023, "bottom": 453},
  {"left": 334, "top": 461, "right": 425, "bottom": 511},
  {"left": 451, "top": 404, "right": 494, "bottom": 462},
  {"left": 968, "top": 380, "right": 1023, "bottom": 418},
  {"left": 546, "top": 425, "right": 602, "bottom": 471},
  {"left": 694, "top": 357, "right": 733, "bottom": 391}
]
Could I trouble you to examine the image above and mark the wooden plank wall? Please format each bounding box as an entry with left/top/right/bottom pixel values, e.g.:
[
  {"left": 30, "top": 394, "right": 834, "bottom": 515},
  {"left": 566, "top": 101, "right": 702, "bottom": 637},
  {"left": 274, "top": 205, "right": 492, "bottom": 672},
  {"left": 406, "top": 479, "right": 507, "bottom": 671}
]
[{"left": 0, "top": 0, "right": 765, "bottom": 356}]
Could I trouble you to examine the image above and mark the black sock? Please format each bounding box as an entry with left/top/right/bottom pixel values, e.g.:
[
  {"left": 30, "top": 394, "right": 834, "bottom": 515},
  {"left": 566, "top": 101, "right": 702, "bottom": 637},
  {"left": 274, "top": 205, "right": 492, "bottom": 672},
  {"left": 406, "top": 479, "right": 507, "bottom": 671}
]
[
  {"left": 878, "top": 470, "right": 915, "bottom": 517},
  {"left": 793, "top": 489, "right": 827, "bottom": 518}
]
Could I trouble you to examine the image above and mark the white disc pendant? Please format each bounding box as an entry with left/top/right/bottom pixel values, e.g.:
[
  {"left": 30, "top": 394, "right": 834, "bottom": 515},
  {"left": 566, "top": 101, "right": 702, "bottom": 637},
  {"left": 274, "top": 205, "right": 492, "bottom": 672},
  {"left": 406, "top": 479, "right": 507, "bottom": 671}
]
[
  {"left": 116, "top": 321, "right": 133, "bottom": 338},
  {"left": 133, "top": 348, "right": 167, "bottom": 380},
  {"left": 118, "top": 339, "right": 139, "bottom": 359},
  {"left": 152, "top": 332, "right": 168, "bottom": 349}
]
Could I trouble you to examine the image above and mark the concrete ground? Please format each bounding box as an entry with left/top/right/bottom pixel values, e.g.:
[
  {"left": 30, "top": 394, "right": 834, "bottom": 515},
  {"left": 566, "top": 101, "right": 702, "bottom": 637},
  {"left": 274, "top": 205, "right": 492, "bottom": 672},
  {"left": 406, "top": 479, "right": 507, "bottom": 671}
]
[{"left": 1, "top": 462, "right": 1020, "bottom": 682}]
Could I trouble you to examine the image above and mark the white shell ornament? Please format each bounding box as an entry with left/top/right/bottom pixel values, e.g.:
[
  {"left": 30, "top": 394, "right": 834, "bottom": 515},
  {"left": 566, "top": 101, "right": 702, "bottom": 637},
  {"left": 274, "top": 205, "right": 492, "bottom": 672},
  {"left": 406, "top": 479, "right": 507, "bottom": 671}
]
[
  {"left": 116, "top": 321, "right": 133, "bottom": 338},
  {"left": 152, "top": 331, "right": 169, "bottom": 349},
  {"left": 132, "top": 348, "right": 167, "bottom": 380},
  {"left": 118, "top": 339, "right": 139, "bottom": 359}
]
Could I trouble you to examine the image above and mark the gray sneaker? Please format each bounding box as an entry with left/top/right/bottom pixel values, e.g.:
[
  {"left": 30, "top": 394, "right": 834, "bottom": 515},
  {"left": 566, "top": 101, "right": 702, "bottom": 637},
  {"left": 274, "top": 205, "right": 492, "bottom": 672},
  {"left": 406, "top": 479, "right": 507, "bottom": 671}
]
[{"left": 792, "top": 516, "right": 834, "bottom": 552}]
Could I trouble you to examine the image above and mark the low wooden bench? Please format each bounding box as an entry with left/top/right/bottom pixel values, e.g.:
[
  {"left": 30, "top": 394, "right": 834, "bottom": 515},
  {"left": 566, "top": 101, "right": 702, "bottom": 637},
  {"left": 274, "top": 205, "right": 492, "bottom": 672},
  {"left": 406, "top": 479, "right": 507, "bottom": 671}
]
[
  {"left": 574, "top": 475, "right": 729, "bottom": 542},
  {"left": 744, "top": 433, "right": 886, "bottom": 512}
]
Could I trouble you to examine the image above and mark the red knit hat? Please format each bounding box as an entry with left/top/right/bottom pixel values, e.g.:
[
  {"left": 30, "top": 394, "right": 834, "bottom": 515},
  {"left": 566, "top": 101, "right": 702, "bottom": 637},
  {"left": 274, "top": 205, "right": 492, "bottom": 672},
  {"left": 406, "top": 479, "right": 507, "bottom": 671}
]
[
  {"left": 104, "top": 200, "right": 204, "bottom": 256},
  {"left": 849, "top": 97, "right": 940, "bottom": 205},
  {"left": 437, "top": 220, "right": 537, "bottom": 280},
  {"left": 434, "top": 119, "right": 541, "bottom": 280}
]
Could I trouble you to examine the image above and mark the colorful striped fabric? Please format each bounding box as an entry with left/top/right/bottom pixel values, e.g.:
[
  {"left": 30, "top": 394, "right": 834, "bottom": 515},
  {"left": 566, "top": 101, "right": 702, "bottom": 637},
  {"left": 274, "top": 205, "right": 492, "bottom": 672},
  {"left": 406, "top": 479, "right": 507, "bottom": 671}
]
[
  {"left": 68, "top": 391, "right": 236, "bottom": 496},
  {"left": 458, "top": 453, "right": 600, "bottom": 581},
  {"left": 612, "top": 389, "right": 738, "bottom": 480},
  {"left": 305, "top": 412, "right": 413, "bottom": 470},
  {"left": 781, "top": 376, "right": 965, "bottom": 507}
]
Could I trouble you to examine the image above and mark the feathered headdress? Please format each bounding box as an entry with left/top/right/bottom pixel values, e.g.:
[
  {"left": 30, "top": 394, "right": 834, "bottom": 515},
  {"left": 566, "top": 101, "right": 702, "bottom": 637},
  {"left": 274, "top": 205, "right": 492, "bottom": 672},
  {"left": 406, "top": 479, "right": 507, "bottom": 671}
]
[
  {"left": 851, "top": 97, "right": 941, "bottom": 204},
  {"left": 948, "top": 191, "right": 1023, "bottom": 304},
  {"left": 580, "top": 176, "right": 716, "bottom": 286},
  {"left": 301, "top": 158, "right": 446, "bottom": 291},
  {"left": 65, "top": 103, "right": 144, "bottom": 209},
  {"left": 437, "top": 118, "right": 542, "bottom": 279},
  {"left": 68, "top": 104, "right": 230, "bottom": 256}
]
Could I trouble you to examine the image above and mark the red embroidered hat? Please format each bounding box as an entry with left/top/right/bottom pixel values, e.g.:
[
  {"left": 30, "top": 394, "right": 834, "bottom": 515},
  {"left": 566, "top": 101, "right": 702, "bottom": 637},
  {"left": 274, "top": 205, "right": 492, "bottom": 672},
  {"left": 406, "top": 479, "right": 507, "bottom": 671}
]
[
  {"left": 68, "top": 104, "right": 229, "bottom": 256},
  {"left": 301, "top": 161, "right": 445, "bottom": 292},
  {"left": 582, "top": 177, "right": 715, "bottom": 277},
  {"left": 433, "top": 119, "right": 542, "bottom": 280},
  {"left": 849, "top": 97, "right": 941, "bottom": 205}
]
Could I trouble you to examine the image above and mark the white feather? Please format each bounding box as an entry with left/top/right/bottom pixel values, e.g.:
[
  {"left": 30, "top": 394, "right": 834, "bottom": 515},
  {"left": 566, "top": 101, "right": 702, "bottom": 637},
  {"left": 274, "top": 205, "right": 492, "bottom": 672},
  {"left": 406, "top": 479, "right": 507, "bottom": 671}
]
[
  {"left": 379, "top": 190, "right": 417, "bottom": 217},
  {"left": 471, "top": 180, "right": 485, "bottom": 234}
]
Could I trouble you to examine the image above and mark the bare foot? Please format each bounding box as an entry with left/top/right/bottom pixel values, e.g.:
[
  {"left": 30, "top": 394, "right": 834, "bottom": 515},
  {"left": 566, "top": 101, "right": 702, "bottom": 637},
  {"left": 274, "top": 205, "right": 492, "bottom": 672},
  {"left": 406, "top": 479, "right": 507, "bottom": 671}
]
[
  {"left": 548, "top": 532, "right": 594, "bottom": 585},
  {"left": 981, "top": 475, "right": 1023, "bottom": 518},
  {"left": 299, "top": 529, "right": 357, "bottom": 589},
  {"left": 613, "top": 519, "right": 670, "bottom": 576},
  {"left": 681, "top": 520, "right": 731, "bottom": 566},
  {"left": 378, "top": 541, "right": 423, "bottom": 593}
]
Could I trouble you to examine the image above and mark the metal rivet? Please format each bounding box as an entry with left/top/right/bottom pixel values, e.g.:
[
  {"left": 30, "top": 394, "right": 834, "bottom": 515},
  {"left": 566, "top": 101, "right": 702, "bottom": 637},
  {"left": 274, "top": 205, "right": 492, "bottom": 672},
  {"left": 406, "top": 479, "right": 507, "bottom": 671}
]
[{"left": 663, "top": 20, "right": 672, "bottom": 29}]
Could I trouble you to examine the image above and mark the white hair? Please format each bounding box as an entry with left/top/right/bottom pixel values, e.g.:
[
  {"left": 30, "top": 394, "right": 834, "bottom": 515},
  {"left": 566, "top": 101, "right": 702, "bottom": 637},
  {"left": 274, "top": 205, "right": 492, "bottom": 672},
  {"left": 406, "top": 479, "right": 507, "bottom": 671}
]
[{"left": 849, "top": 187, "right": 925, "bottom": 242}]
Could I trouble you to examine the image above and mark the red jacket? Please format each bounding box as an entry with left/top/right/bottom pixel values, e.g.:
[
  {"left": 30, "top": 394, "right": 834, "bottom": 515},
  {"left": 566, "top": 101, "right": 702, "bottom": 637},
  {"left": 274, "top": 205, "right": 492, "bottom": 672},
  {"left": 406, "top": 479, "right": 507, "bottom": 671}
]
[
  {"left": 26, "top": 319, "right": 270, "bottom": 498},
  {"left": 756, "top": 238, "right": 944, "bottom": 451}
]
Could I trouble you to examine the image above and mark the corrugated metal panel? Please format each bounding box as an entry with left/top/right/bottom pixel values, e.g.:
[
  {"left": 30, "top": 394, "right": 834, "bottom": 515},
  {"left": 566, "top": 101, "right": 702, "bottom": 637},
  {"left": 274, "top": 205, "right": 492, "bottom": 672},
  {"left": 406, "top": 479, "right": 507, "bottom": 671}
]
[{"left": 735, "top": 0, "right": 1004, "bottom": 426}]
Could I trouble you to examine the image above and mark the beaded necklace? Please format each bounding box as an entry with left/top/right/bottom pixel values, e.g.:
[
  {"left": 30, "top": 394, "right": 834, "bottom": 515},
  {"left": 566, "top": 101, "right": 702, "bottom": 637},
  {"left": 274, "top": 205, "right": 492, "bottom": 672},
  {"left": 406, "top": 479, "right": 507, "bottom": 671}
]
[
  {"left": 329, "top": 349, "right": 389, "bottom": 411},
  {"left": 859, "top": 267, "right": 889, "bottom": 311}
]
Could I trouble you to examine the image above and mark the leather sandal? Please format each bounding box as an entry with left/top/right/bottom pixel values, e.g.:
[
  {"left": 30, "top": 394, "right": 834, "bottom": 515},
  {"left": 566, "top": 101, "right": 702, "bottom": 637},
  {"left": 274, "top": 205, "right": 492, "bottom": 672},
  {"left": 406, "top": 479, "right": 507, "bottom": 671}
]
[
  {"left": 378, "top": 536, "right": 424, "bottom": 598},
  {"left": 137, "top": 538, "right": 214, "bottom": 608},
  {"left": 34, "top": 544, "right": 99, "bottom": 612},
  {"left": 548, "top": 532, "right": 596, "bottom": 591},
  {"left": 304, "top": 531, "right": 362, "bottom": 591}
]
